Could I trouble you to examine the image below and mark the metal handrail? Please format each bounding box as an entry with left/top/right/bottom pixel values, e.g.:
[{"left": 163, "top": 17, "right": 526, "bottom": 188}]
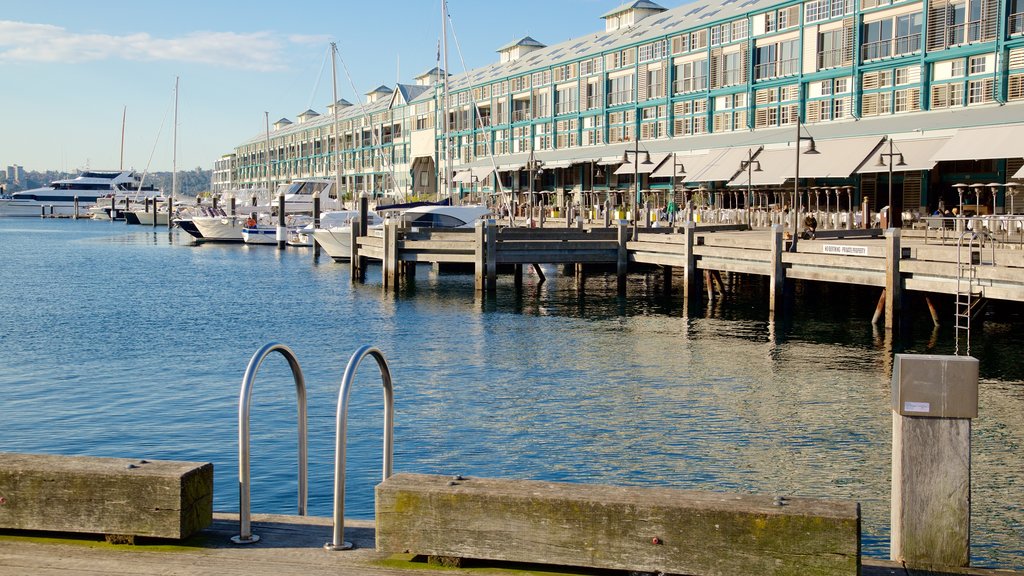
[
  {"left": 325, "top": 345, "right": 395, "bottom": 551},
  {"left": 232, "top": 342, "right": 308, "bottom": 545}
]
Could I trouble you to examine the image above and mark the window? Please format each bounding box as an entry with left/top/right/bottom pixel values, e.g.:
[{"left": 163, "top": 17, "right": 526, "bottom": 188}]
[
  {"left": 675, "top": 59, "right": 709, "bottom": 93},
  {"left": 731, "top": 19, "right": 749, "bottom": 40},
  {"left": 723, "top": 52, "right": 744, "bottom": 85},
  {"left": 556, "top": 86, "right": 578, "bottom": 115},
  {"left": 894, "top": 89, "right": 908, "bottom": 111},
  {"left": 821, "top": 80, "right": 833, "bottom": 96},
  {"left": 1012, "top": 0, "right": 1024, "bottom": 34},
  {"left": 756, "top": 40, "right": 798, "bottom": 79},
  {"left": 834, "top": 97, "right": 847, "bottom": 118},
  {"left": 646, "top": 68, "right": 664, "bottom": 99},
  {"left": 818, "top": 29, "right": 845, "bottom": 68},
  {"left": 878, "top": 93, "right": 891, "bottom": 113},
  {"left": 638, "top": 40, "right": 667, "bottom": 63},
  {"left": 711, "top": 25, "right": 723, "bottom": 45},
  {"left": 863, "top": 19, "right": 894, "bottom": 59},
  {"left": 895, "top": 13, "right": 922, "bottom": 54},
  {"left": 607, "top": 74, "right": 635, "bottom": 105},
  {"left": 951, "top": 60, "right": 966, "bottom": 77},
  {"left": 969, "top": 55, "right": 986, "bottom": 74}
]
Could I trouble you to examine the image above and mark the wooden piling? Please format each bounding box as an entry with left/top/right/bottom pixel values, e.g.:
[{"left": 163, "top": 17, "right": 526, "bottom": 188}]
[
  {"left": 485, "top": 220, "right": 497, "bottom": 292},
  {"left": 384, "top": 221, "right": 398, "bottom": 290},
  {"left": 474, "top": 220, "right": 485, "bottom": 292},
  {"left": 616, "top": 221, "right": 629, "bottom": 295},
  {"left": 167, "top": 196, "right": 174, "bottom": 230},
  {"left": 769, "top": 225, "right": 785, "bottom": 314},
  {"left": 884, "top": 229, "right": 902, "bottom": 329},
  {"left": 277, "top": 194, "right": 286, "bottom": 250},
  {"left": 349, "top": 223, "right": 361, "bottom": 282},
  {"left": 312, "top": 192, "right": 321, "bottom": 260},
  {"left": 681, "top": 221, "right": 698, "bottom": 302}
]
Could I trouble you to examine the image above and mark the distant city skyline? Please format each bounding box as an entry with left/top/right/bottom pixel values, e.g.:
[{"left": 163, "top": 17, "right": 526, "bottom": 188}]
[{"left": 0, "top": 0, "right": 644, "bottom": 173}]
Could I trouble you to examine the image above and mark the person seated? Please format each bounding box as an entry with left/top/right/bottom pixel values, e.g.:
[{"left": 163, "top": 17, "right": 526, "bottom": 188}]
[{"left": 801, "top": 215, "right": 818, "bottom": 240}]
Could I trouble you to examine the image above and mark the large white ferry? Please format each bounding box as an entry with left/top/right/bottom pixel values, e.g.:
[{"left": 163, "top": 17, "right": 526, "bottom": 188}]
[{"left": 0, "top": 170, "right": 152, "bottom": 217}]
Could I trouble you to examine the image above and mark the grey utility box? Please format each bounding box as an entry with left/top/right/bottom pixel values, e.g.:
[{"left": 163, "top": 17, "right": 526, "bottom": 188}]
[{"left": 891, "top": 354, "right": 978, "bottom": 418}]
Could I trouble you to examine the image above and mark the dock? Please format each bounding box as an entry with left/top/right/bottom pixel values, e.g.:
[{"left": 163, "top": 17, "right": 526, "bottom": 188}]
[
  {"left": 1, "top": 513, "right": 1020, "bottom": 576},
  {"left": 347, "top": 216, "right": 1024, "bottom": 328}
]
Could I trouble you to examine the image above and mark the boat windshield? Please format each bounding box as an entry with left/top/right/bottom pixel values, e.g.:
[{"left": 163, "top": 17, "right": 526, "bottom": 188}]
[{"left": 285, "top": 181, "right": 330, "bottom": 196}]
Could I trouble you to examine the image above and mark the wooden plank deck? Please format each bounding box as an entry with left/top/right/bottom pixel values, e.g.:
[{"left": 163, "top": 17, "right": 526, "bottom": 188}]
[{"left": 1, "top": 513, "right": 1019, "bottom": 576}]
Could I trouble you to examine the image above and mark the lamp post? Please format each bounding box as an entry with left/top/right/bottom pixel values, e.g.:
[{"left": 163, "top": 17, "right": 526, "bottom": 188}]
[
  {"left": 525, "top": 147, "right": 543, "bottom": 228},
  {"left": 620, "top": 140, "right": 653, "bottom": 240},
  {"left": 794, "top": 115, "right": 820, "bottom": 235},
  {"left": 876, "top": 137, "right": 907, "bottom": 229},
  {"left": 739, "top": 148, "right": 762, "bottom": 218},
  {"left": 671, "top": 153, "right": 686, "bottom": 224}
]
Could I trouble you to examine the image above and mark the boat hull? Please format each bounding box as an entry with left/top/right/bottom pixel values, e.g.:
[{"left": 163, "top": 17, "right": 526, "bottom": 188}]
[
  {"left": 191, "top": 216, "right": 246, "bottom": 242},
  {"left": 312, "top": 227, "right": 353, "bottom": 260},
  {"left": 0, "top": 200, "right": 88, "bottom": 218}
]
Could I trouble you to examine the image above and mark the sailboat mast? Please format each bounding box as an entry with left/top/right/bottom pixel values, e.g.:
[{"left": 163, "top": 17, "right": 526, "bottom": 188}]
[
  {"left": 442, "top": 0, "right": 451, "bottom": 202},
  {"left": 331, "top": 42, "right": 342, "bottom": 208},
  {"left": 120, "top": 106, "right": 126, "bottom": 172},
  {"left": 264, "top": 111, "right": 272, "bottom": 202},
  {"left": 171, "top": 77, "right": 179, "bottom": 199}
]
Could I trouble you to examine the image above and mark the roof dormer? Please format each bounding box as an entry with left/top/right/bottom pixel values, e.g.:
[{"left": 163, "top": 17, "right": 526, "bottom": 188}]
[
  {"left": 296, "top": 109, "right": 320, "bottom": 123},
  {"left": 415, "top": 67, "right": 449, "bottom": 86},
  {"left": 326, "top": 99, "right": 352, "bottom": 115},
  {"left": 496, "top": 36, "right": 546, "bottom": 64},
  {"left": 601, "top": 0, "right": 666, "bottom": 32},
  {"left": 273, "top": 118, "right": 292, "bottom": 131},
  {"left": 365, "top": 85, "right": 394, "bottom": 103}
]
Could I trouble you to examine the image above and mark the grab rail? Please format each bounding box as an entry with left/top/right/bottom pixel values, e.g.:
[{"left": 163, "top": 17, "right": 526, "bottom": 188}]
[
  {"left": 325, "top": 345, "right": 394, "bottom": 551},
  {"left": 232, "top": 342, "right": 309, "bottom": 544}
]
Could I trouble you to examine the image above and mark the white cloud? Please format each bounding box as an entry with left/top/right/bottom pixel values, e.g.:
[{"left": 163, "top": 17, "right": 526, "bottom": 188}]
[{"left": 0, "top": 20, "right": 307, "bottom": 71}]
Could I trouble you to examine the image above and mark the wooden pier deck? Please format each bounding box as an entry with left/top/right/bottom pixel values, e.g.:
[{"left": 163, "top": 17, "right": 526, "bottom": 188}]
[
  {"left": 348, "top": 220, "right": 1024, "bottom": 326},
  {"left": 1, "top": 513, "right": 1020, "bottom": 576}
]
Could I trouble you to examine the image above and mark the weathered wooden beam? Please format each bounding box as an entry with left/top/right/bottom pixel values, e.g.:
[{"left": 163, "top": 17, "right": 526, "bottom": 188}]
[
  {"left": 376, "top": 474, "right": 860, "bottom": 576},
  {"left": 616, "top": 221, "right": 628, "bottom": 295},
  {"left": 0, "top": 453, "right": 212, "bottom": 541},
  {"left": 885, "top": 229, "right": 902, "bottom": 330},
  {"left": 769, "top": 225, "right": 785, "bottom": 315},
  {"left": 485, "top": 220, "right": 497, "bottom": 292}
]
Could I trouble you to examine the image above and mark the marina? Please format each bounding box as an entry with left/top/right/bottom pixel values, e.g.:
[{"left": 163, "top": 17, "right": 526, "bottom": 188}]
[{"left": 0, "top": 217, "right": 1021, "bottom": 571}]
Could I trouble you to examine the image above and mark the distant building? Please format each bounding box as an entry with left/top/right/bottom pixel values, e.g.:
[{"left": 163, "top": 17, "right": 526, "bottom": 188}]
[
  {"left": 212, "top": 154, "right": 235, "bottom": 194},
  {"left": 6, "top": 165, "right": 25, "bottom": 183}
]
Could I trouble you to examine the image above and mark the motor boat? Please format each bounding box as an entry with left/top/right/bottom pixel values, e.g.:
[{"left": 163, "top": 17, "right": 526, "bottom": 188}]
[
  {"left": 0, "top": 171, "right": 155, "bottom": 217},
  {"left": 398, "top": 204, "right": 492, "bottom": 229},
  {"left": 311, "top": 210, "right": 384, "bottom": 260}
]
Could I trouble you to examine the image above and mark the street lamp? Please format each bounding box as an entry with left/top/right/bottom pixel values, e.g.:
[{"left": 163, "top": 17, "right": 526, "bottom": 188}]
[
  {"left": 794, "top": 115, "right": 820, "bottom": 236},
  {"left": 739, "top": 148, "right": 762, "bottom": 215},
  {"left": 875, "top": 137, "right": 907, "bottom": 229},
  {"left": 620, "top": 140, "right": 653, "bottom": 240},
  {"left": 526, "top": 147, "right": 543, "bottom": 228}
]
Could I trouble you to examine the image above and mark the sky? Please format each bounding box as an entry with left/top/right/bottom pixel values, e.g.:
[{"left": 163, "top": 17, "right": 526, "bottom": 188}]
[{"left": 0, "top": 0, "right": 669, "bottom": 173}]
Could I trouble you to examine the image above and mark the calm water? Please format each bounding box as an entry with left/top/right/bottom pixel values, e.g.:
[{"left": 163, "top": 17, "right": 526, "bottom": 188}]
[{"left": 1, "top": 218, "right": 1021, "bottom": 567}]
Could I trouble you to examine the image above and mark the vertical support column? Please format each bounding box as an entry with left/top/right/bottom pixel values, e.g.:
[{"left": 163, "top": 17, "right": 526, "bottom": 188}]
[
  {"left": 474, "top": 220, "right": 485, "bottom": 292},
  {"left": 312, "top": 192, "right": 321, "bottom": 260},
  {"left": 663, "top": 265, "right": 672, "bottom": 294},
  {"left": 383, "top": 220, "right": 398, "bottom": 290},
  {"left": 167, "top": 196, "right": 174, "bottom": 230},
  {"left": 349, "top": 223, "right": 361, "bottom": 282},
  {"left": 885, "top": 228, "right": 902, "bottom": 330},
  {"left": 277, "top": 193, "right": 286, "bottom": 250},
  {"left": 616, "top": 220, "right": 629, "bottom": 295},
  {"left": 891, "top": 354, "right": 978, "bottom": 569},
  {"left": 769, "top": 224, "right": 785, "bottom": 315},
  {"left": 682, "top": 221, "right": 698, "bottom": 302},
  {"left": 357, "top": 195, "right": 368, "bottom": 276},
  {"left": 230, "top": 195, "right": 237, "bottom": 217},
  {"left": 603, "top": 200, "right": 611, "bottom": 228},
  {"left": 73, "top": 196, "right": 79, "bottom": 220},
  {"left": 485, "top": 219, "right": 497, "bottom": 293}
]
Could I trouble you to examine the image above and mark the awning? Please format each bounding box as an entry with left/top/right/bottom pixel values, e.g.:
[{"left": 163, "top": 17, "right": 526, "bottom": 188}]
[
  {"left": 1014, "top": 165, "right": 1024, "bottom": 179},
  {"left": 797, "top": 136, "right": 885, "bottom": 178},
  {"left": 471, "top": 166, "right": 496, "bottom": 181},
  {"left": 497, "top": 163, "right": 525, "bottom": 171},
  {"left": 452, "top": 170, "right": 473, "bottom": 184},
  {"left": 597, "top": 156, "right": 622, "bottom": 166},
  {"left": 613, "top": 152, "right": 669, "bottom": 175},
  {"left": 728, "top": 149, "right": 795, "bottom": 187},
  {"left": 932, "top": 124, "right": 1024, "bottom": 162},
  {"left": 543, "top": 160, "right": 574, "bottom": 169},
  {"left": 687, "top": 147, "right": 761, "bottom": 182},
  {"left": 856, "top": 137, "right": 951, "bottom": 174},
  {"left": 651, "top": 151, "right": 711, "bottom": 179}
]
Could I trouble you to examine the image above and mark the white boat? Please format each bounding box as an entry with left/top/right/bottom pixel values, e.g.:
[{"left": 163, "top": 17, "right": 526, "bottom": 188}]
[
  {"left": 242, "top": 214, "right": 315, "bottom": 245},
  {"left": 0, "top": 171, "right": 151, "bottom": 217},
  {"left": 311, "top": 210, "right": 384, "bottom": 260},
  {"left": 192, "top": 213, "right": 250, "bottom": 242},
  {"left": 399, "top": 204, "right": 492, "bottom": 229}
]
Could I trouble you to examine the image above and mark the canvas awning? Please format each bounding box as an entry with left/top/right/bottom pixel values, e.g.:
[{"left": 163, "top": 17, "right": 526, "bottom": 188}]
[
  {"left": 728, "top": 149, "right": 795, "bottom": 187},
  {"left": 597, "top": 156, "right": 623, "bottom": 166},
  {"left": 1014, "top": 165, "right": 1024, "bottom": 179},
  {"left": 543, "top": 160, "right": 574, "bottom": 169},
  {"left": 650, "top": 151, "right": 710, "bottom": 179},
  {"left": 497, "top": 163, "right": 525, "bottom": 171},
  {"left": 613, "top": 152, "right": 669, "bottom": 175},
  {"left": 932, "top": 125, "right": 1024, "bottom": 162},
  {"left": 856, "top": 137, "right": 951, "bottom": 174},
  {"left": 796, "top": 136, "right": 885, "bottom": 178},
  {"left": 687, "top": 147, "right": 761, "bottom": 182},
  {"left": 452, "top": 170, "right": 474, "bottom": 184}
]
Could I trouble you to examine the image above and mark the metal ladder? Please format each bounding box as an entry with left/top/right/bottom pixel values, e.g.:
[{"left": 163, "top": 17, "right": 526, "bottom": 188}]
[
  {"left": 954, "top": 231, "right": 993, "bottom": 356},
  {"left": 233, "top": 342, "right": 308, "bottom": 544},
  {"left": 325, "top": 344, "right": 394, "bottom": 551}
]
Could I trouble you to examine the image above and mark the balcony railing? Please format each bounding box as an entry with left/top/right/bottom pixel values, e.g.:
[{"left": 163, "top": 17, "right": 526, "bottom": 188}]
[
  {"left": 607, "top": 89, "right": 636, "bottom": 106},
  {"left": 534, "top": 106, "right": 551, "bottom": 118},
  {"left": 512, "top": 109, "right": 531, "bottom": 122},
  {"left": 861, "top": 39, "right": 892, "bottom": 60},
  {"left": 947, "top": 21, "right": 983, "bottom": 45},
  {"left": 862, "top": 34, "right": 920, "bottom": 60},
  {"left": 646, "top": 83, "right": 664, "bottom": 99},
  {"left": 817, "top": 48, "right": 844, "bottom": 69},
  {"left": 556, "top": 100, "right": 578, "bottom": 115},
  {"left": 1010, "top": 12, "right": 1024, "bottom": 34},
  {"left": 586, "top": 95, "right": 603, "bottom": 109},
  {"left": 895, "top": 33, "right": 921, "bottom": 55},
  {"left": 673, "top": 77, "right": 708, "bottom": 93},
  {"left": 753, "top": 62, "right": 775, "bottom": 80},
  {"left": 723, "top": 70, "right": 743, "bottom": 85}
]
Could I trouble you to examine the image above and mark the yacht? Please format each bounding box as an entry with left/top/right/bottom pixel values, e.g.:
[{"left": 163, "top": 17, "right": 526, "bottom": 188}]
[
  {"left": 311, "top": 210, "right": 384, "bottom": 260},
  {"left": 398, "top": 204, "right": 492, "bottom": 229},
  {"left": 191, "top": 180, "right": 339, "bottom": 243},
  {"left": 0, "top": 171, "right": 155, "bottom": 217}
]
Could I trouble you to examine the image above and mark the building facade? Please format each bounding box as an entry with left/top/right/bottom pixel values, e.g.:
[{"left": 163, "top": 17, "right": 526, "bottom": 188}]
[{"left": 227, "top": 0, "right": 1024, "bottom": 215}]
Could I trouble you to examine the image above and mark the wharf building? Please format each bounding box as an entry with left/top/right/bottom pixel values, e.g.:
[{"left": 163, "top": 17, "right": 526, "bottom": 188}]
[{"left": 228, "top": 0, "right": 1024, "bottom": 217}]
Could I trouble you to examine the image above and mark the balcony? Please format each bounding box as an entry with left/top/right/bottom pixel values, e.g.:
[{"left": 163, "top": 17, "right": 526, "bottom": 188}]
[
  {"left": 1010, "top": 12, "right": 1024, "bottom": 34},
  {"left": 673, "top": 77, "right": 707, "bottom": 94},
  {"left": 646, "top": 83, "right": 664, "bottom": 99},
  {"left": 556, "top": 100, "right": 578, "bottom": 115},
  {"left": 894, "top": 33, "right": 921, "bottom": 55},
  {"left": 607, "top": 89, "right": 635, "bottom": 106},
  {"left": 947, "top": 21, "right": 983, "bottom": 45},
  {"left": 723, "top": 70, "right": 744, "bottom": 85},
  {"left": 817, "top": 48, "right": 844, "bottom": 69},
  {"left": 861, "top": 39, "right": 892, "bottom": 60},
  {"left": 586, "top": 95, "right": 603, "bottom": 109},
  {"left": 512, "top": 109, "right": 532, "bottom": 122}
]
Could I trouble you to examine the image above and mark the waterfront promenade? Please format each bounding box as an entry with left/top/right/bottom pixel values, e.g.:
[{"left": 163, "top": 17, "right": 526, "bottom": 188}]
[{"left": 2, "top": 513, "right": 1022, "bottom": 576}]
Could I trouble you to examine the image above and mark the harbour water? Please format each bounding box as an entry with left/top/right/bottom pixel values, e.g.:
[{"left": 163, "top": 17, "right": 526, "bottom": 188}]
[{"left": 0, "top": 217, "right": 1021, "bottom": 568}]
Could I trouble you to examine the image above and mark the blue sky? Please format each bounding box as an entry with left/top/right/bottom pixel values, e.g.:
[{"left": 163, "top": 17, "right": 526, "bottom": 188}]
[{"left": 0, "top": 0, "right": 655, "bottom": 173}]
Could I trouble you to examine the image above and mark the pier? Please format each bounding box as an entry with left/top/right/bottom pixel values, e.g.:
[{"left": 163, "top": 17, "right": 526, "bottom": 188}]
[{"left": 347, "top": 216, "right": 1024, "bottom": 328}]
